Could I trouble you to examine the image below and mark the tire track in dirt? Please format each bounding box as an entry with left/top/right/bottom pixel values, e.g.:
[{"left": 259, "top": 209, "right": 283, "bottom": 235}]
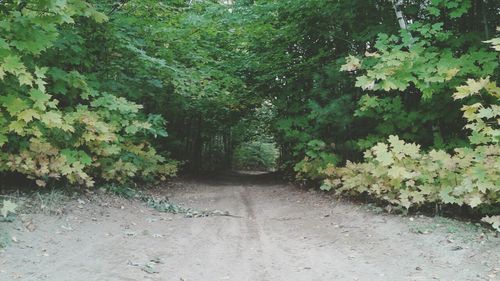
[{"left": 0, "top": 172, "right": 498, "bottom": 281}]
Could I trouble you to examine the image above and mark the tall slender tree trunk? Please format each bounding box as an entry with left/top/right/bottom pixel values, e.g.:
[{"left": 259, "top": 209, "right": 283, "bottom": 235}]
[
  {"left": 481, "top": 0, "right": 490, "bottom": 39},
  {"left": 392, "top": 0, "right": 408, "bottom": 30}
]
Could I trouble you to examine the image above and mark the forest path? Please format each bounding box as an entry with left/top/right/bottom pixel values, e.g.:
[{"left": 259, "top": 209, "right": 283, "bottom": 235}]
[{"left": 1, "top": 172, "right": 499, "bottom": 281}]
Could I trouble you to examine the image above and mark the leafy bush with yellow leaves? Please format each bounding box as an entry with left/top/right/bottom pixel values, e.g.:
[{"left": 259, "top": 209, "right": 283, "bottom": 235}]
[
  {"left": 304, "top": 33, "right": 500, "bottom": 231},
  {"left": 322, "top": 51, "right": 499, "bottom": 214}
]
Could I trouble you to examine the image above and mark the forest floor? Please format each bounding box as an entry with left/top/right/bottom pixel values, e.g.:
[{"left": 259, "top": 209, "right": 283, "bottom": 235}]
[{"left": 0, "top": 172, "right": 499, "bottom": 281}]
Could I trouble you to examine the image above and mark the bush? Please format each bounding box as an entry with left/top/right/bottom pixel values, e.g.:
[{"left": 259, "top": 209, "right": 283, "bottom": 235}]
[
  {"left": 321, "top": 136, "right": 499, "bottom": 210},
  {"left": 320, "top": 75, "right": 499, "bottom": 214},
  {"left": 299, "top": 35, "right": 500, "bottom": 230},
  {"left": 0, "top": 2, "right": 177, "bottom": 187},
  {"left": 294, "top": 139, "right": 340, "bottom": 180}
]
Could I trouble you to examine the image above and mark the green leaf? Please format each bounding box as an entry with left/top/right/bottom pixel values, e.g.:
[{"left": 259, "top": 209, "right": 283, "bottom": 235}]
[
  {"left": 0, "top": 133, "right": 7, "bottom": 147},
  {"left": 2, "top": 55, "right": 24, "bottom": 74},
  {"left": 1, "top": 95, "right": 29, "bottom": 115},
  {"left": 0, "top": 38, "right": 9, "bottom": 50},
  {"left": 61, "top": 149, "right": 92, "bottom": 166},
  {"left": 29, "top": 89, "right": 52, "bottom": 110}
]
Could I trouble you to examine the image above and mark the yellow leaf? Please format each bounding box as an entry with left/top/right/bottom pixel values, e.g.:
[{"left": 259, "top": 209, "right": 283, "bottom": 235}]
[
  {"left": 8, "top": 120, "right": 26, "bottom": 135},
  {"left": 17, "top": 109, "right": 40, "bottom": 123},
  {"left": 35, "top": 179, "right": 46, "bottom": 187},
  {"left": 453, "top": 77, "right": 490, "bottom": 100},
  {"left": 18, "top": 72, "right": 34, "bottom": 86},
  {"left": 388, "top": 166, "right": 409, "bottom": 179},
  {"left": 467, "top": 193, "right": 483, "bottom": 208},
  {"left": 341, "top": 55, "right": 361, "bottom": 72},
  {"left": 445, "top": 68, "right": 459, "bottom": 80},
  {"left": 40, "top": 111, "right": 63, "bottom": 128},
  {"left": 482, "top": 216, "right": 500, "bottom": 231}
]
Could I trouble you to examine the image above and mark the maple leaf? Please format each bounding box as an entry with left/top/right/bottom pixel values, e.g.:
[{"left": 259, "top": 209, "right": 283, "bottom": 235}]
[
  {"left": 0, "top": 38, "right": 9, "bottom": 50},
  {"left": 476, "top": 181, "right": 495, "bottom": 193},
  {"left": 359, "top": 95, "right": 380, "bottom": 110},
  {"left": 481, "top": 216, "right": 500, "bottom": 232},
  {"left": 1, "top": 200, "right": 17, "bottom": 218},
  {"left": 411, "top": 192, "right": 426, "bottom": 204},
  {"left": 373, "top": 143, "right": 394, "bottom": 166},
  {"left": 466, "top": 193, "right": 483, "bottom": 208},
  {"left": 445, "top": 68, "right": 460, "bottom": 80},
  {"left": 355, "top": 76, "right": 376, "bottom": 90},
  {"left": 102, "top": 145, "right": 121, "bottom": 155},
  {"left": 484, "top": 37, "right": 500, "bottom": 51},
  {"left": 0, "top": 133, "right": 7, "bottom": 147},
  {"left": 8, "top": 120, "right": 26, "bottom": 135},
  {"left": 439, "top": 187, "right": 460, "bottom": 205},
  {"left": 468, "top": 132, "right": 490, "bottom": 145},
  {"left": 17, "top": 109, "right": 40, "bottom": 123},
  {"left": 34, "top": 67, "right": 48, "bottom": 79},
  {"left": 29, "top": 89, "right": 51, "bottom": 110},
  {"left": 41, "top": 111, "right": 63, "bottom": 128},
  {"left": 476, "top": 107, "right": 494, "bottom": 119},
  {"left": 404, "top": 143, "right": 421, "bottom": 158},
  {"left": 2, "top": 55, "right": 24, "bottom": 74},
  {"left": 388, "top": 166, "right": 409, "bottom": 179},
  {"left": 90, "top": 10, "right": 109, "bottom": 23},
  {"left": 35, "top": 78, "right": 47, "bottom": 93},
  {"left": 18, "top": 72, "right": 34, "bottom": 86},
  {"left": 429, "top": 149, "right": 450, "bottom": 162},
  {"left": 453, "top": 77, "right": 490, "bottom": 100},
  {"left": 461, "top": 103, "right": 482, "bottom": 120},
  {"left": 418, "top": 185, "right": 434, "bottom": 195},
  {"left": 388, "top": 135, "right": 406, "bottom": 159},
  {"left": 382, "top": 79, "right": 398, "bottom": 91},
  {"left": 1, "top": 94, "right": 29, "bottom": 115},
  {"left": 340, "top": 55, "right": 361, "bottom": 72},
  {"left": 398, "top": 189, "right": 412, "bottom": 209}
]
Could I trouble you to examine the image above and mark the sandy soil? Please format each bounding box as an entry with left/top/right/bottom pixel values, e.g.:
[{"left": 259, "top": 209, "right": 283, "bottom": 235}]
[{"left": 0, "top": 172, "right": 499, "bottom": 281}]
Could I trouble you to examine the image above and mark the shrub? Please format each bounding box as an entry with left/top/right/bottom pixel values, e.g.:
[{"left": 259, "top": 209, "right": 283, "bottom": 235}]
[
  {"left": 0, "top": 1, "right": 177, "bottom": 187},
  {"left": 321, "top": 75, "right": 499, "bottom": 212}
]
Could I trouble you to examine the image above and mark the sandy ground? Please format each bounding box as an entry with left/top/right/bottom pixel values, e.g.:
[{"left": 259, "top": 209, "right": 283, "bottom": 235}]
[{"left": 0, "top": 172, "right": 499, "bottom": 281}]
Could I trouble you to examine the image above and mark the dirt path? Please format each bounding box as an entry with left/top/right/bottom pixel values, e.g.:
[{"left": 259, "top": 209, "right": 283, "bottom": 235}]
[{"left": 0, "top": 172, "right": 499, "bottom": 281}]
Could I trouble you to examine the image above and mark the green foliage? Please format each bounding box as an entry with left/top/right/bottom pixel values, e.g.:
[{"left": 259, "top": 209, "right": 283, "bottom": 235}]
[
  {"left": 237, "top": 0, "right": 498, "bottom": 175},
  {"left": 294, "top": 140, "right": 340, "bottom": 181},
  {"left": 236, "top": 0, "right": 499, "bottom": 221},
  {"left": 0, "top": 1, "right": 177, "bottom": 187},
  {"left": 233, "top": 141, "right": 278, "bottom": 171},
  {"left": 319, "top": 35, "right": 500, "bottom": 214}
]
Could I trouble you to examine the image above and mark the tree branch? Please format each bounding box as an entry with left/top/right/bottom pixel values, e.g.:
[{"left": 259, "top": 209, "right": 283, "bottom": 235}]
[{"left": 108, "top": 0, "right": 130, "bottom": 16}]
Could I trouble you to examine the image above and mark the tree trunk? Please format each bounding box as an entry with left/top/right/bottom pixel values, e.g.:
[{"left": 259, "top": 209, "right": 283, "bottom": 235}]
[{"left": 392, "top": 0, "right": 408, "bottom": 30}]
